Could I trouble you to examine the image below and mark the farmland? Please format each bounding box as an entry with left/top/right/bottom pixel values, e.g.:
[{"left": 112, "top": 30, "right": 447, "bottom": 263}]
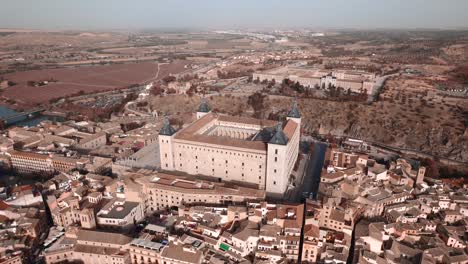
[{"left": 0, "top": 60, "right": 188, "bottom": 106}]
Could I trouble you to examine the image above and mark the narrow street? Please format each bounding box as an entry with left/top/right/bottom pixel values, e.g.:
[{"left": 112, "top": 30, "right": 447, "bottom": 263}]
[
  {"left": 304, "top": 142, "right": 327, "bottom": 200},
  {"left": 288, "top": 141, "right": 327, "bottom": 203}
]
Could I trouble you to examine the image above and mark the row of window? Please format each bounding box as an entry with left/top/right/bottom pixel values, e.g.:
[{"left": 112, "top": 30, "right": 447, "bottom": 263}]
[{"left": 176, "top": 145, "right": 265, "bottom": 159}]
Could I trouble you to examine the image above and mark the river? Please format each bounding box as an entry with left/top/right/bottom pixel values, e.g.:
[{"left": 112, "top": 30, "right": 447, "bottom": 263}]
[{"left": 0, "top": 105, "right": 48, "bottom": 127}]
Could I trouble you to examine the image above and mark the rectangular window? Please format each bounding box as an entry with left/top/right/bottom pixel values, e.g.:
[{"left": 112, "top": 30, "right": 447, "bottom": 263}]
[
  {"left": 275, "top": 157, "right": 277, "bottom": 162},
  {"left": 275, "top": 149, "right": 278, "bottom": 154}
]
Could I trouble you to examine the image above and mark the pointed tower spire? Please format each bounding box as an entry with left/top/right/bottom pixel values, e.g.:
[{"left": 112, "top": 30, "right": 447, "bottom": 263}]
[
  {"left": 269, "top": 122, "right": 288, "bottom": 145},
  {"left": 159, "top": 116, "right": 176, "bottom": 136},
  {"left": 287, "top": 97, "right": 301, "bottom": 118},
  {"left": 196, "top": 97, "right": 212, "bottom": 119},
  {"left": 198, "top": 97, "right": 211, "bottom": 113}
]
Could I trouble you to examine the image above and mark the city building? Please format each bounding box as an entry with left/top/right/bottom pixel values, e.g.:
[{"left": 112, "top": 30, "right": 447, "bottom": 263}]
[
  {"left": 159, "top": 99, "right": 301, "bottom": 196},
  {"left": 253, "top": 67, "right": 376, "bottom": 94},
  {"left": 7, "top": 150, "right": 86, "bottom": 175},
  {"left": 96, "top": 198, "right": 145, "bottom": 230},
  {"left": 130, "top": 170, "right": 265, "bottom": 213},
  {"left": 44, "top": 229, "right": 132, "bottom": 264}
]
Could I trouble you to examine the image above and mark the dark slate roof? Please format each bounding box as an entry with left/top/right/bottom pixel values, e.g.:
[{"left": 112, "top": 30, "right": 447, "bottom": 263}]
[
  {"left": 408, "top": 159, "right": 421, "bottom": 170},
  {"left": 253, "top": 126, "right": 276, "bottom": 143},
  {"left": 197, "top": 98, "right": 211, "bottom": 113},
  {"left": 159, "top": 118, "right": 176, "bottom": 136},
  {"left": 269, "top": 123, "right": 288, "bottom": 145},
  {"left": 287, "top": 99, "right": 301, "bottom": 118}
]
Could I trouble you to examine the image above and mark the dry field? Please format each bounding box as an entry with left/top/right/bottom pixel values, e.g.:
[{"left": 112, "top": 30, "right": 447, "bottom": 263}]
[
  {"left": 150, "top": 94, "right": 250, "bottom": 124},
  {"left": 0, "top": 31, "right": 126, "bottom": 49},
  {"left": 1, "top": 60, "right": 188, "bottom": 105}
]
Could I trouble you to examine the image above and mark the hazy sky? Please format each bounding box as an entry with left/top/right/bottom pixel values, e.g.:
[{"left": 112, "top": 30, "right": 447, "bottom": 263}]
[{"left": 1, "top": 0, "right": 467, "bottom": 30}]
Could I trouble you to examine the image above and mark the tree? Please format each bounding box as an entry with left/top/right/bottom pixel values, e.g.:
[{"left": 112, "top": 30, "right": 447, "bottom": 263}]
[
  {"left": 162, "top": 75, "right": 176, "bottom": 84},
  {"left": 151, "top": 85, "right": 163, "bottom": 96},
  {"left": 422, "top": 158, "right": 440, "bottom": 179},
  {"left": 13, "top": 141, "right": 25, "bottom": 150},
  {"left": 247, "top": 92, "right": 267, "bottom": 118},
  {"left": 186, "top": 84, "right": 197, "bottom": 97},
  {"left": 169, "top": 117, "right": 184, "bottom": 129}
]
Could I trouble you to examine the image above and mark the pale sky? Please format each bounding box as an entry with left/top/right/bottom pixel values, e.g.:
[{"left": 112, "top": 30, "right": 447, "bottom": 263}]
[{"left": 1, "top": 0, "right": 467, "bottom": 30}]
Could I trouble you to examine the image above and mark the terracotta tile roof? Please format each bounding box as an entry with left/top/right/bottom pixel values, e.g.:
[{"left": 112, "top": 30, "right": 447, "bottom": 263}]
[
  {"left": 8, "top": 150, "right": 49, "bottom": 160},
  {"left": 0, "top": 215, "right": 10, "bottom": 223},
  {"left": 79, "top": 132, "right": 106, "bottom": 145},
  {"left": 161, "top": 242, "right": 204, "bottom": 263},
  {"left": 304, "top": 224, "right": 320, "bottom": 238},
  {"left": 275, "top": 120, "right": 298, "bottom": 144},
  {"left": 0, "top": 200, "right": 10, "bottom": 210},
  {"left": 141, "top": 172, "right": 265, "bottom": 199},
  {"left": 11, "top": 185, "right": 33, "bottom": 193},
  {"left": 174, "top": 113, "right": 297, "bottom": 151},
  {"left": 217, "top": 115, "right": 276, "bottom": 127},
  {"left": 329, "top": 209, "right": 345, "bottom": 222},
  {"left": 176, "top": 134, "right": 268, "bottom": 151},
  {"left": 76, "top": 229, "right": 132, "bottom": 245},
  {"left": 176, "top": 113, "right": 216, "bottom": 136}
]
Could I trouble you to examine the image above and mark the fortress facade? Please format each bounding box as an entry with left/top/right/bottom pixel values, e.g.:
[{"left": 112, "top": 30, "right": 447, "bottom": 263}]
[{"left": 158, "top": 99, "right": 301, "bottom": 196}]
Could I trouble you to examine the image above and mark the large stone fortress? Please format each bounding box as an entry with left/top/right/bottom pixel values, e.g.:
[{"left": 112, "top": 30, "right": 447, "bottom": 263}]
[
  {"left": 159, "top": 99, "right": 301, "bottom": 196},
  {"left": 253, "top": 66, "right": 376, "bottom": 94}
]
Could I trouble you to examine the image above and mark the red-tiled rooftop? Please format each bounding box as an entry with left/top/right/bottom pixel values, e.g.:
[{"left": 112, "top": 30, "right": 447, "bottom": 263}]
[
  {"left": 283, "top": 120, "right": 298, "bottom": 140},
  {"left": 174, "top": 113, "right": 297, "bottom": 151},
  {"left": 217, "top": 115, "right": 277, "bottom": 127},
  {"left": 0, "top": 200, "right": 10, "bottom": 210},
  {"left": 8, "top": 150, "right": 49, "bottom": 160}
]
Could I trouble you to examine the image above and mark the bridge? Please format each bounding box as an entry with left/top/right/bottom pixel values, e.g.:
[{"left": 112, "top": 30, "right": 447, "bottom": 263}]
[{"left": 0, "top": 108, "right": 46, "bottom": 126}]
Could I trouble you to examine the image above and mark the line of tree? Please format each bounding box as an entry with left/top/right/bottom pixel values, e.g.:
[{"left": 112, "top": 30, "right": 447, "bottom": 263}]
[{"left": 217, "top": 70, "right": 253, "bottom": 79}]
